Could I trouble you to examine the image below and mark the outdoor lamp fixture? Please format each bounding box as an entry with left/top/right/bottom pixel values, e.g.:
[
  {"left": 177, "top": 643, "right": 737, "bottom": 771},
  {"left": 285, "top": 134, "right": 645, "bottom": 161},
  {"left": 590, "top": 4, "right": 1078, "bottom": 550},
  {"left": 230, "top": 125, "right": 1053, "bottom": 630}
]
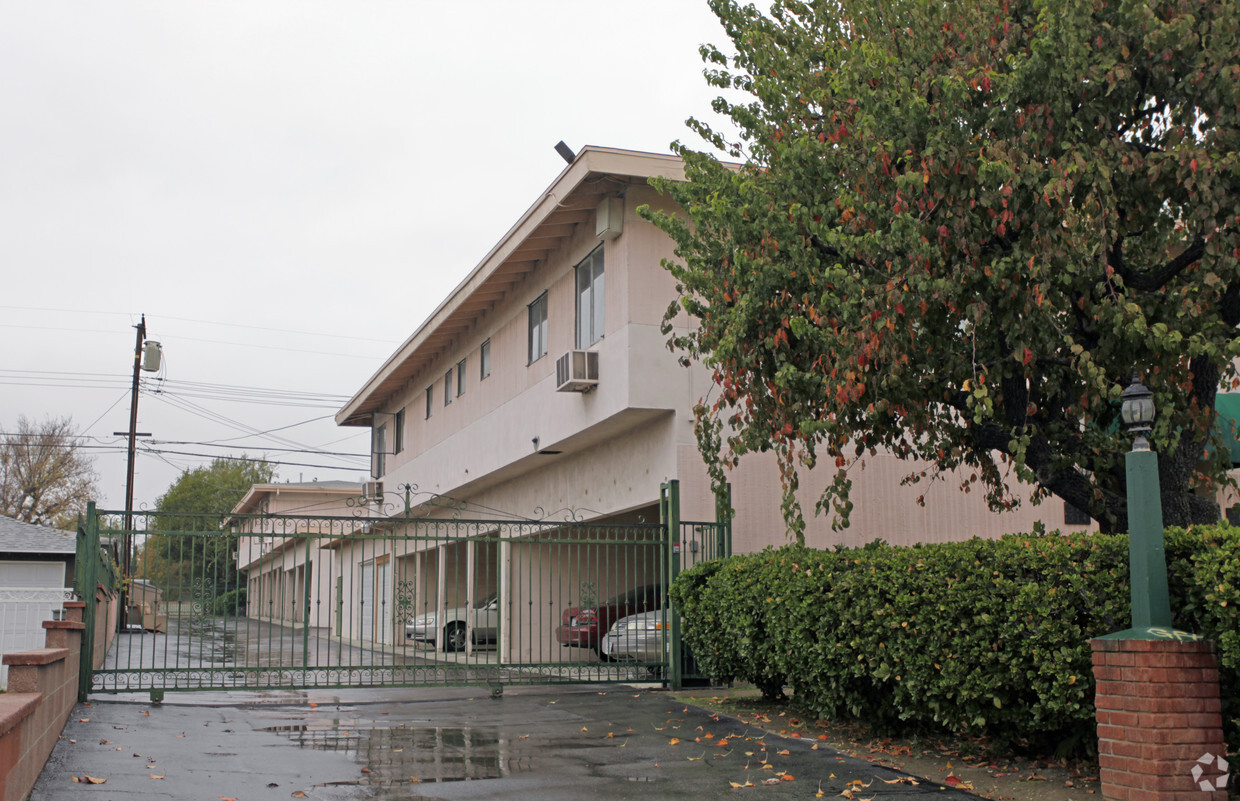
[
  {"left": 1115, "top": 369, "right": 1174, "bottom": 636},
  {"left": 1119, "top": 372, "right": 1155, "bottom": 450}
]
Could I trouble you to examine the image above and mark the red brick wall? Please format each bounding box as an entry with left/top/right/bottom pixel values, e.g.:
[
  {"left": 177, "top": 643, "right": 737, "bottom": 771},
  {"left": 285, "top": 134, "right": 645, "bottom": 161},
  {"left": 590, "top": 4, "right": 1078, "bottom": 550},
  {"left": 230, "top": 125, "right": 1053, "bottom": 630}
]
[
  {"left": 1092, "top": 638, "right": 1230, "bottom": 801},
  {"left": 0, "top": 602, "right": 86, "bottom": 801}
]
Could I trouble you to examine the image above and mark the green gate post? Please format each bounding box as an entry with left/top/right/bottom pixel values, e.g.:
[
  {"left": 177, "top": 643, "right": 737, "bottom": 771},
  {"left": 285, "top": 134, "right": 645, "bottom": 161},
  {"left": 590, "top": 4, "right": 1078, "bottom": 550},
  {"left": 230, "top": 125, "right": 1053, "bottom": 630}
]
[
  {"left": 1124, "top": 446, "right": 1173, "bottom": 632},
  {"left": 76, "top": 503, "right": 99, "bottom": 702},
  {"left": 663, "top": 480, "right": 683, "bottom": 690}
]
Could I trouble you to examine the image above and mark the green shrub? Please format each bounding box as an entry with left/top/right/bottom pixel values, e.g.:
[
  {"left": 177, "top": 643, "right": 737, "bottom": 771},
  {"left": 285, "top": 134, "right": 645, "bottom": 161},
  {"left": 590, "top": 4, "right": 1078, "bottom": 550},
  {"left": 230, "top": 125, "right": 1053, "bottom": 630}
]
[
  {"left": 211, "top": 586, "right": 247, "bottom": 617},
  {"left": 671, "top": 525, "right": 1240, "bottom": 754}
]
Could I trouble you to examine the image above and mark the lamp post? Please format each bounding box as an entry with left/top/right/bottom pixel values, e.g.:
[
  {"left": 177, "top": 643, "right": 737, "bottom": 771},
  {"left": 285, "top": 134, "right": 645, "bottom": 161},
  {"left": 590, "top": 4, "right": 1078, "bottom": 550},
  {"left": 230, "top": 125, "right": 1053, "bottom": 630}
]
[{"left": 1118, "top": 372, "right": 1173, "bottom": 634}]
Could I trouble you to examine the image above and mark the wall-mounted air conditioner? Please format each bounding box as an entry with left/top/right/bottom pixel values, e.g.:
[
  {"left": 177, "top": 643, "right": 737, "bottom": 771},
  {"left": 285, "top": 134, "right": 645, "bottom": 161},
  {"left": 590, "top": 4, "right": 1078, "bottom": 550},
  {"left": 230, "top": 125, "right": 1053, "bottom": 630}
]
[
  {"left": 556, "top": 350, "right": 599, "bottom": 392},
  {"left": 363, "top": 480, "right": 383, "bottom": 499}
]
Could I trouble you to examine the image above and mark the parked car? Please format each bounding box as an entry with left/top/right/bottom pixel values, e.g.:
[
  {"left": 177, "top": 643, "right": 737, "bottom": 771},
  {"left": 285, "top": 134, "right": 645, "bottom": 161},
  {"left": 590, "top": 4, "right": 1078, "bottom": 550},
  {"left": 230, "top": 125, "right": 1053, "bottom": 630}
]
[
  {"left": 601, "top": 608, "right": 668, "bottom": 662},
  {"left": 405, "top": 593, "right": 498, "bottom": 652},
  {"left": 556, "top": 584, "right": 663, "bottom": 659}
]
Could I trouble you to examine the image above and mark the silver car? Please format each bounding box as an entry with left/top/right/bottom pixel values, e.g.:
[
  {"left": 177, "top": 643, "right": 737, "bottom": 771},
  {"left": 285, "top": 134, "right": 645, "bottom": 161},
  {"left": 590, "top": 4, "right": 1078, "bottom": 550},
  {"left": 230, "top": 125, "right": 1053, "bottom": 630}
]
[
  {"left": 405, "top": 593, "right": 498, "bottom": 652},
  {"left": 601, "top": 609, "right": 669, "bottom": 662}
]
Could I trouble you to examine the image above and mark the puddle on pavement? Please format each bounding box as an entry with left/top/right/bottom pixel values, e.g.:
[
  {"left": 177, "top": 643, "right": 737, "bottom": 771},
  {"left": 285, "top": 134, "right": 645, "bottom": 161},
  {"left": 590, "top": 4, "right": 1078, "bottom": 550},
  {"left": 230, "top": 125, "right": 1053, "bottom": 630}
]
[{"left": 262, "top": 721, "right": 533, "bottom": 786}]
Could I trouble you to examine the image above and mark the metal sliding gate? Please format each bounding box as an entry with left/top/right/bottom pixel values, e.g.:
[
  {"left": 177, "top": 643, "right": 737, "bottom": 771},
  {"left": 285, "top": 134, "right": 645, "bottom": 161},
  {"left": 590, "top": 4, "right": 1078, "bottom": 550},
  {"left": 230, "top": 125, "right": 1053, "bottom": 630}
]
[{"left": 77, "top": 481, "right": 729, "bottom": 697}]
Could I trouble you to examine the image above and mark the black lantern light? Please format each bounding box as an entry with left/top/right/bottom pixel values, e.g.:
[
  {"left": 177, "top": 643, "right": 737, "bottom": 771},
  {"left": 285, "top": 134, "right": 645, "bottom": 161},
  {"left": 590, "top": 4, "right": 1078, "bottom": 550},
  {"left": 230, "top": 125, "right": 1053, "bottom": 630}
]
[{"left": 1119, "top": 372, "right": 1155, "bottom": 449}]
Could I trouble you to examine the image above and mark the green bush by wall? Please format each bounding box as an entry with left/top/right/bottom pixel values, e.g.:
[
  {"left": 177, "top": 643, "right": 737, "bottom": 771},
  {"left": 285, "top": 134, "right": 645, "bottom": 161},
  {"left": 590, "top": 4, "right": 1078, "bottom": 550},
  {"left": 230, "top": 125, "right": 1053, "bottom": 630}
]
[{"left": 670, "top": 525, "right": 1239, "bottom": 755}]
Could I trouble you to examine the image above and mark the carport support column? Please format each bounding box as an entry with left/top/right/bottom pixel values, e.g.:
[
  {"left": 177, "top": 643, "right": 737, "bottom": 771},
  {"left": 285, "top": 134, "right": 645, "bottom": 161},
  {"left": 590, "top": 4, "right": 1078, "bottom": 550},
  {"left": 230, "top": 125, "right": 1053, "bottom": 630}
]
[
  {"left": 498, "top": 533, "right": 511, "bottom": 665},
  {"left": 465, "top": 539, "right": 476, "bottom": 656},
  {"left": 436, "top": 543, "right": 447, "bottom": 653},
  {"left": 664, "top": 480, "right": 683, "bottom": 690}
]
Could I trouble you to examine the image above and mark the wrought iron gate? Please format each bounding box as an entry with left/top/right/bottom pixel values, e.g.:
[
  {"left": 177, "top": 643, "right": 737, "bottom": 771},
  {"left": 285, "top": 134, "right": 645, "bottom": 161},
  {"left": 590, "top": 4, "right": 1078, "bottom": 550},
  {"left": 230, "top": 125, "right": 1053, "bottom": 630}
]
[{"left": 77, "top": 481, "right": 729, "bottom": 697}]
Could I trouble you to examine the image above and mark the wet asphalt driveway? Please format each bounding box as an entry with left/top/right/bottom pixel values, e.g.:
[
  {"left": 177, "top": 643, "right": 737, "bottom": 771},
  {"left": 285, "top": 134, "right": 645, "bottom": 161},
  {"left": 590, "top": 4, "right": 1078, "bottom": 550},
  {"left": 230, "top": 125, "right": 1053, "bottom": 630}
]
[{"left": 31, "top": 685, "right": 979, "bottom": 801}]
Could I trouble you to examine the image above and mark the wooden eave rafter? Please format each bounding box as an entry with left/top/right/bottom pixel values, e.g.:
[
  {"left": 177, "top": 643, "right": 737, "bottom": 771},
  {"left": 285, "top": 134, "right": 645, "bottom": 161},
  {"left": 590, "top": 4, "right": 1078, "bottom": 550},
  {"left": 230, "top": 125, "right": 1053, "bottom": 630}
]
[{"left": 336, "top": 147, "right": 687, "bottom": 428}]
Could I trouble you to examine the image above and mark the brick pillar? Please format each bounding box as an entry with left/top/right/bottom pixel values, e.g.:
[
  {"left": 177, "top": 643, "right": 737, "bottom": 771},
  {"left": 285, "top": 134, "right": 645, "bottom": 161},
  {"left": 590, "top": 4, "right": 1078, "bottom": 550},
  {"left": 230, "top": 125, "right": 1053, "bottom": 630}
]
[{"left": 1092, "top": 638, "right": 1230, "bottom": 801}]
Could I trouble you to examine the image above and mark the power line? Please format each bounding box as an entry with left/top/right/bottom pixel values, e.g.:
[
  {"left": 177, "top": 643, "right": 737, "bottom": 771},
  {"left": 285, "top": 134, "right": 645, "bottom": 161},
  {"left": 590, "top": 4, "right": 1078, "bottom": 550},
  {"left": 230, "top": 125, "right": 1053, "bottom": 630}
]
[
  {"left": 135, "top": 445, "right": 366, "bottom": 471},
  {"left": 146, "top": 440, "right": 366, "bottom": 459},
  {"left": 0, "top": 306, "right": 400, "bottom": 345}
]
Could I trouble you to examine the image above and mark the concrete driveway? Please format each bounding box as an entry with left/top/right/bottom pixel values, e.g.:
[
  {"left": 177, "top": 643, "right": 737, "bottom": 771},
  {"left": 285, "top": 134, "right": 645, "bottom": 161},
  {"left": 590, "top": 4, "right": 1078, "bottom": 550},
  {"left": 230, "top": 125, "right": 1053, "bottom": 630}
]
[{"left": 31, "top": 685, "right": 979, "bottom": 801}]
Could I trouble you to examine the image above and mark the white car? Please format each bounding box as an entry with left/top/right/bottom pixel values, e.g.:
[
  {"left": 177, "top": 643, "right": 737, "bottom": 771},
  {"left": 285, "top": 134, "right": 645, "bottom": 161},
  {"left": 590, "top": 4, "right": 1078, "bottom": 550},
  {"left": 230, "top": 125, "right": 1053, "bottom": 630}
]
[
  {"left": 405, "top": 593, "right": 498, "bottom": 652},
  {"left": 601, "top": 609, "right": 668, "bottom": 662}
]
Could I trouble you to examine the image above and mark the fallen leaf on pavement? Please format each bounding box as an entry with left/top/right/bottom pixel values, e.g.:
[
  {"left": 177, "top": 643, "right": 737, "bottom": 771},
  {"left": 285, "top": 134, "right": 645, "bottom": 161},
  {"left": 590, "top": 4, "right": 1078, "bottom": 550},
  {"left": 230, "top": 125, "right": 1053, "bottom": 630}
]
[
  {"left": 150, "top": 773, "right": 165, "bottom": 780},
  {"left": 762, "top": 777, "right": 782, "bottom": 785},
  {"left": 84, "top": 776, "right": 107, "bottom": 784}
]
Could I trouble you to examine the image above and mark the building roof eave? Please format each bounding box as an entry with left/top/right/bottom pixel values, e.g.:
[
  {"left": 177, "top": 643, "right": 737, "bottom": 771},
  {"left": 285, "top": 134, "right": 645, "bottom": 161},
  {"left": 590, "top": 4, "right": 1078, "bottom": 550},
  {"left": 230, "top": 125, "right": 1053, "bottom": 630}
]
[{"left": 335, "top": 146, "right": 686, "bottom": 428}]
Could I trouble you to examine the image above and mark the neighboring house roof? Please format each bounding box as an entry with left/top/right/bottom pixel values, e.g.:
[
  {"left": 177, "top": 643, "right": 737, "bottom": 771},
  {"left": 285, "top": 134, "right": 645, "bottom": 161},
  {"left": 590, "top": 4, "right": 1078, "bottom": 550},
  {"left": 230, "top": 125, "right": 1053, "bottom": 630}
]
[
  {"left": 228, "top": 480, "right": 363, "bottom": 517},
  {"left": 335, "top": 146, "right": 687, "bottom": 428},
  {"left": 0, "top": 514, "right": 77, "bottom": 555}
]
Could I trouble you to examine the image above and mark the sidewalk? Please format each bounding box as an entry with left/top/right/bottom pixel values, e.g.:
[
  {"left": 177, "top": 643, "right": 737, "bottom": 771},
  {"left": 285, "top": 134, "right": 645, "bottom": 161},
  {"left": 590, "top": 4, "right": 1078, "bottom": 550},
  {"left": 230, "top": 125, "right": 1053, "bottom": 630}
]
[{"left": 31, "top": 684, "right": 980, "bottom": 800}]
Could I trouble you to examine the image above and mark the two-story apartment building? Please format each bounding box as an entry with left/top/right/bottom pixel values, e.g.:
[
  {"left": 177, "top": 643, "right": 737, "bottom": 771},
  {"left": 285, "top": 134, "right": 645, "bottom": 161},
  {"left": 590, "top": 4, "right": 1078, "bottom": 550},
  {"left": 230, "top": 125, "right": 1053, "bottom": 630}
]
[
  {"left": 331, "top": 147, "right": 1097, "bottom": 662},
  {"left": 338, "top": 146, "right": 1093, "bottom": 548}
]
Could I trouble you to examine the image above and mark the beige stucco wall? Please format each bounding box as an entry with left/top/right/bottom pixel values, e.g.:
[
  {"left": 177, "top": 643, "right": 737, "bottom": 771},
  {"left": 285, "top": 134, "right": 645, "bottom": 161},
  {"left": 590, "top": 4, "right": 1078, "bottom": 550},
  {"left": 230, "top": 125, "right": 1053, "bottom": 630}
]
[{"left": 378, "top": 191, "right": 691, "bottom": 521}]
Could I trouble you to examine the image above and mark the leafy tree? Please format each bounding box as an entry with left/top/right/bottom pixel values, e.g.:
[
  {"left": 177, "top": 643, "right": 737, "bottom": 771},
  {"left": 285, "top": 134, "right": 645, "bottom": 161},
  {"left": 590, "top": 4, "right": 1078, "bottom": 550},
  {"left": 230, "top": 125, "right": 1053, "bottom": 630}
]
[
  {"left": 143, "top": 457, "right": 275, "bottom": 596},
  {"left": 0, "top": 415, "right": 100, "bottom": 527},
  {"left": 646, "top": 0, "right": 1240, "bottom": 540}
]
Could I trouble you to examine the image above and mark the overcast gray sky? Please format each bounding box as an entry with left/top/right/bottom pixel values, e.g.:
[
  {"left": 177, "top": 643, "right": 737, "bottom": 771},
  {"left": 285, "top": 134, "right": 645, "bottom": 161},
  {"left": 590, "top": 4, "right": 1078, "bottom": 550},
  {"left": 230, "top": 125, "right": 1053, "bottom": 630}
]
[{"left": 0, "top": 1, "right": 731, "bottom": 516}]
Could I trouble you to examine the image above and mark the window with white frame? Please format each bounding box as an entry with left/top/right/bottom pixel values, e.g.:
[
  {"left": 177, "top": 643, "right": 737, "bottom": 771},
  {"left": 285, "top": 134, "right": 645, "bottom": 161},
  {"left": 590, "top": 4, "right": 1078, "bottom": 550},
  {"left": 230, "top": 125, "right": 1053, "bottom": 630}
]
[
  {"left": 528, "top": 292, "right": 548, "bottom": 363},
  {"left": 444, "top": 368, "right": 453, "bottom": 405},
  {"left": 425, "top": 386, "right": 433, "bottom": 419},
  {"left": 575, "top": 246, "right": 605, "bottom": 348},
  {"left": 480, "top": 339, "right": 491, "bottom": 380},
  {"left": 457, "top": 358, "right": 466, "bottom": 396},
  {"left": 393, "top": 408, "right": 405, "bottom": 454}
]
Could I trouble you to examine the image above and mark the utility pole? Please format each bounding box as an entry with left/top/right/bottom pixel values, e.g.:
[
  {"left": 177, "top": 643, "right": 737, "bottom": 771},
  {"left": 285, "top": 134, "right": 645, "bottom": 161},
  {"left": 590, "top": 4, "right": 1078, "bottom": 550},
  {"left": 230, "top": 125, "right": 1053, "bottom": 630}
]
[
  {"left": 124, "top": 315, "right": 145, "bottom": 535},
  {"left": 115, "top": 315, "right": 160, "bottom": 631}
]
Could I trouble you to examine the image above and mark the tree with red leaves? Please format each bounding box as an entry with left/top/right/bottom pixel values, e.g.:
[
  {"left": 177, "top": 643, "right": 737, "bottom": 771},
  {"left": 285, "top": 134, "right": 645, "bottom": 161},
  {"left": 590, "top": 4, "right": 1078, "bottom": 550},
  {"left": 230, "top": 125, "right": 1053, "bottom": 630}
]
[{"left": 647, "top": 0, "right": 1240, "bottom": 540}]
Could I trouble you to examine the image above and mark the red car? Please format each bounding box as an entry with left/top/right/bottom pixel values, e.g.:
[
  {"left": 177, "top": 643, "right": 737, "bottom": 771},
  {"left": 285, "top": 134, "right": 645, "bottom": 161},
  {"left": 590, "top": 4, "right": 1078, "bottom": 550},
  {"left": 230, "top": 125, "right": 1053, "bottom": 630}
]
[{"left": 556, "top": 584, "right": 664, "bottom": 659}]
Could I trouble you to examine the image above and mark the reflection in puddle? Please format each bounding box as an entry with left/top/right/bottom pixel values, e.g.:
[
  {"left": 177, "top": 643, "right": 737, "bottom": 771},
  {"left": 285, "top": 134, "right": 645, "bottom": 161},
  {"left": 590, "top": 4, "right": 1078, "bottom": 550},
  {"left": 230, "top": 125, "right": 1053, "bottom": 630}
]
[{"left": 262, "top": 722, "right": 532, "bottom": 785}]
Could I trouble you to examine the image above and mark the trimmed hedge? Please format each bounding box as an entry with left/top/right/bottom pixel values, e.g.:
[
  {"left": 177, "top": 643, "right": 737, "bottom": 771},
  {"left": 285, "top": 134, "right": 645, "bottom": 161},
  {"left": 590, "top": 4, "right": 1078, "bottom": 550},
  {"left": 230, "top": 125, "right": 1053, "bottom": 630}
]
[{"left": 670, "top": 525, "right": 1239, "bottom": 754}]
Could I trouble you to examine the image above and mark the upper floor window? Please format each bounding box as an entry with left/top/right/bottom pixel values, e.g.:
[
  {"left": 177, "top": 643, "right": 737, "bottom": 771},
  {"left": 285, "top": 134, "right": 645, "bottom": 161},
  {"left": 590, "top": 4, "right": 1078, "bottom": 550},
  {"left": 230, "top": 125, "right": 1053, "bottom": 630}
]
[
  {"left": 425, "top": 386, "right": 433, "bottom": 419},
  {"left": 371, "top": 424, "right": 386, "bottom": 478},
  {"left": 528, "top": 292, "right": 548, "bottom": 363},
  {"left": 480, "top": 339, "right": 491, "bottom": 380},
  {"left": 444, "top": 368, "right": 453, "bottom": 405},
  {"left": 456, "top": 358, "right": 466, "bottom": 396},
  {"left": 393, "top": 408, "right": 405, "bottom": 454},
  {"left": 576, "top": 246, "right": 605, "bottom": 348}
]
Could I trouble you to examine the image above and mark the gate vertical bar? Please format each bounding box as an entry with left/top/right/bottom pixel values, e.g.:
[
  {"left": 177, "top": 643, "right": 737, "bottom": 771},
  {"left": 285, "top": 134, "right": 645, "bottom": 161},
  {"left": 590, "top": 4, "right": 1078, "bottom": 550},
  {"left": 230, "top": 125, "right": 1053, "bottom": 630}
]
[
  {"left": 664, "top": 480, "right": 683, "bottom": 690},
  {"left": 76, "top": 503, "right": 99, "bottom": 701}
]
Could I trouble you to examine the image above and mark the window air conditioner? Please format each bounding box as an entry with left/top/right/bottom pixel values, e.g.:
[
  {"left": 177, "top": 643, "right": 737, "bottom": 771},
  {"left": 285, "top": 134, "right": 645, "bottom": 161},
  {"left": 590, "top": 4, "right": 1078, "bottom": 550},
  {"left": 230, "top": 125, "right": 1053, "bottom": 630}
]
[
  {"left": 363, "top": 480, "right": 383, "bottom": 499},
  {"left": 556, "top": 350, "right": 599, "bottom": 392}
]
